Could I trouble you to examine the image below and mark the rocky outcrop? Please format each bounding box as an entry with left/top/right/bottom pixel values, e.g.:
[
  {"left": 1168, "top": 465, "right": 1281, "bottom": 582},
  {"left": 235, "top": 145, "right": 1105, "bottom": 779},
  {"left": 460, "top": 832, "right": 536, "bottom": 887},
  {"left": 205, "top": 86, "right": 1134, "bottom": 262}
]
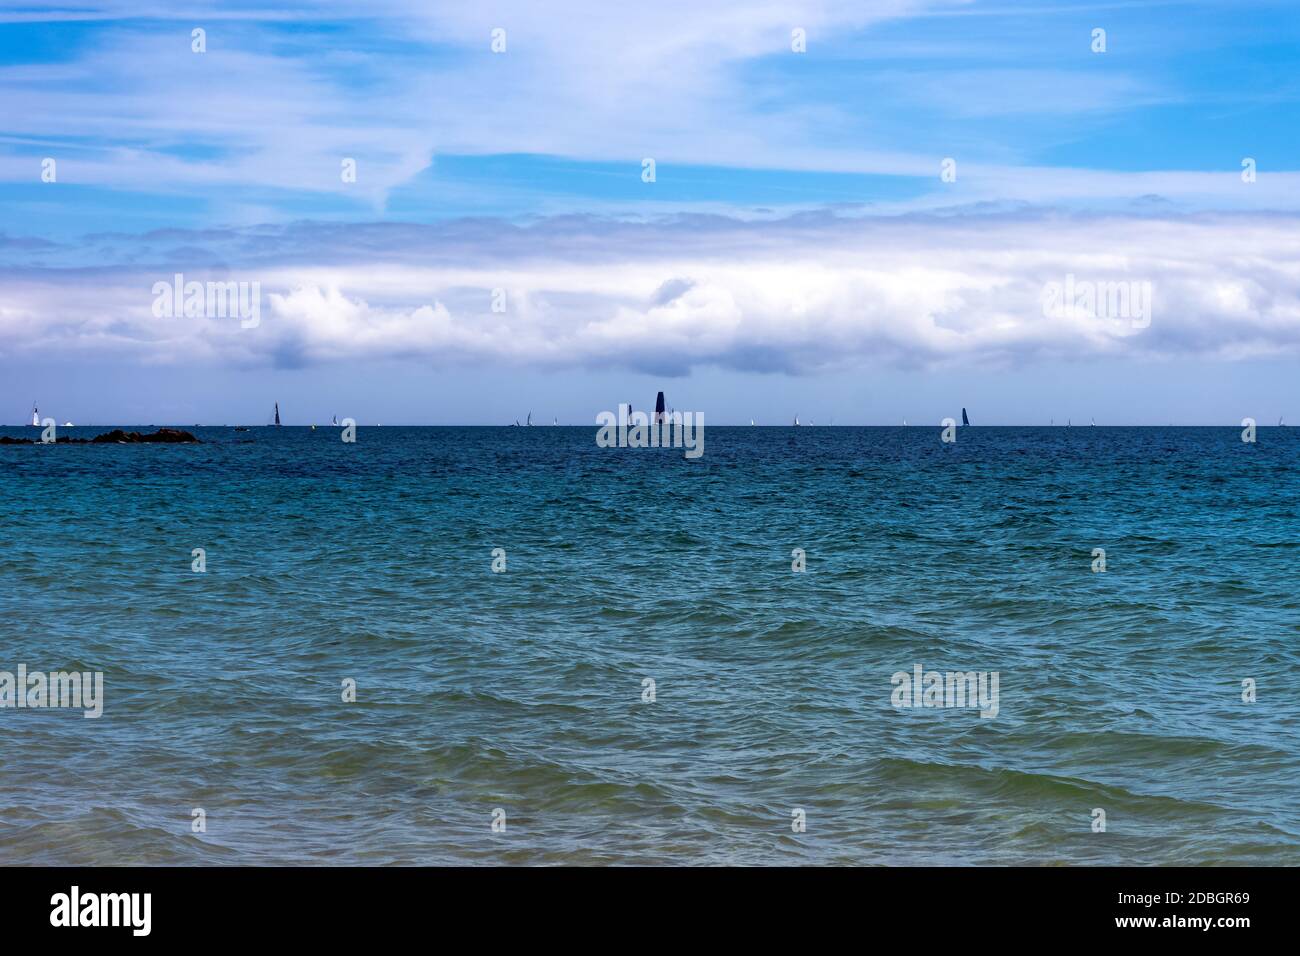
[
  {"left": 0, "top": 428, "right": 200, "bottom": 445},
  {"left": 91, "top": 428, "right": 200, "bottom": 444}
]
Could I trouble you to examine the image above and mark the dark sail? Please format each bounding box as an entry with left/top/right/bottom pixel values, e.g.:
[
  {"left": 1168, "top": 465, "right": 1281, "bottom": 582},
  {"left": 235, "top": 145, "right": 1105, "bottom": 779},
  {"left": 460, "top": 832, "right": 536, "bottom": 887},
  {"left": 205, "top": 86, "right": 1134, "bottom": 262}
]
[
  {"left": 274, "top": 402, "right": 281, "bottom": 426},
  {"left": 961, "top": 407, "right": 970, "bottom": 426},
  {"left": 654, "top": 391, "right": 666, "bottom": 424}
]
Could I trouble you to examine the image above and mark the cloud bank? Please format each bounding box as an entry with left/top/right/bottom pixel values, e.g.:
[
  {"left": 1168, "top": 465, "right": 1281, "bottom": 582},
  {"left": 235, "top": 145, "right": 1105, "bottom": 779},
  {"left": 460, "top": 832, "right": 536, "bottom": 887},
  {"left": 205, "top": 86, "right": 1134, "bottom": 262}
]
[{"left": 3, "top": 210, "right": 1299, "bottom": 374}]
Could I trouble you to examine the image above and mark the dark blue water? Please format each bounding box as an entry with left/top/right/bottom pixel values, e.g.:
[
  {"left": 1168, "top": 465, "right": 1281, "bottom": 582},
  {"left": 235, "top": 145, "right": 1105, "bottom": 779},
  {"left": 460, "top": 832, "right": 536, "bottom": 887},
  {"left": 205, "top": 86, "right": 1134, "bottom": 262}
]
[{"left": 1, "top": 426, "right": 1296, "bottom": 864}]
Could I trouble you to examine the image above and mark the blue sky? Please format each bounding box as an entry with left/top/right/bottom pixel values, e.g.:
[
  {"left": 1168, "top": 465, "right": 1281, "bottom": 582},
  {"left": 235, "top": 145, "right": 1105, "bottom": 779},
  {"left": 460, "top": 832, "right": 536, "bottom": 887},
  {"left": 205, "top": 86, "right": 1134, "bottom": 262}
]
[{"left": 1, "top": 0, "right": 1299, "bottom": 423}]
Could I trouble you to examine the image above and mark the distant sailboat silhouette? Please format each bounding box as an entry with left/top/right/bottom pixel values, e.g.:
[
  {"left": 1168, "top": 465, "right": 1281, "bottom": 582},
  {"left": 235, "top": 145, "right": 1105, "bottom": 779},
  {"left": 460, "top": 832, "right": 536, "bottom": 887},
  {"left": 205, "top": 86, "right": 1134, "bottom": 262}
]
[
  {"left": 961, "top": 407, "right": 970, "bottom": 426},
  {"left": 553, "top": 416, "right": 558, "bottom": 426},
  {"left": 331, "top": 414, "right": 338, "bottom": 426},
  {"left": 654, "top": 391, "right": 666, "bottom": 425},
  {"left": 30, "top": 402, "right": 39, "bottom": 427},
  {"left": 1090, "top": 417, "right": 1096, "bottom": 427},
  {"left": 793, "top": 415, "right": 800, "bottom": 426},
  {"left": 526, "top": 411, "right": 533, "bottom": 426},
  {"left": 274, "top": 402, "right": 281, "bottom": 427}
]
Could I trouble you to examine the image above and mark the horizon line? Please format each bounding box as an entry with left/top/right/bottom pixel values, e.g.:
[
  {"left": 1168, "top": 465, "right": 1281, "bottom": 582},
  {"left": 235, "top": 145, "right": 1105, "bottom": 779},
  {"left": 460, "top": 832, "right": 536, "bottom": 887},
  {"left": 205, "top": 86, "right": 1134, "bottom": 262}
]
[{"left": 3, "top": 423, "right": 1290, "bottom": 429}]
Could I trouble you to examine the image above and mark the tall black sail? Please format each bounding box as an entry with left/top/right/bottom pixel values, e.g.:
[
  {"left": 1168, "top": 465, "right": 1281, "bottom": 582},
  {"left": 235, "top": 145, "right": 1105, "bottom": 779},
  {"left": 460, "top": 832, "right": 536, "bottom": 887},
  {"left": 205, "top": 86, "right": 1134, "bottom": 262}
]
[
  {"left": 654, "top": 391, "right": 666, "bottom": 424},
  {"left": 274, "top": 402, "right": 281, "bottom": 426},
  {"left": 961, "top": 407, "right": 970, "bottom": 426}
]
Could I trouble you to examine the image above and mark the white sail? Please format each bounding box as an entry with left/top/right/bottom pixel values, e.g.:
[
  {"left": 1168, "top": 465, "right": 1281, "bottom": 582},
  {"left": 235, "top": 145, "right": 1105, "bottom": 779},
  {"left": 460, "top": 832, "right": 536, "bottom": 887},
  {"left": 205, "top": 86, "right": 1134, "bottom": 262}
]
[{"left": 31, "top": 403, "right": 39, "bottom": 427}]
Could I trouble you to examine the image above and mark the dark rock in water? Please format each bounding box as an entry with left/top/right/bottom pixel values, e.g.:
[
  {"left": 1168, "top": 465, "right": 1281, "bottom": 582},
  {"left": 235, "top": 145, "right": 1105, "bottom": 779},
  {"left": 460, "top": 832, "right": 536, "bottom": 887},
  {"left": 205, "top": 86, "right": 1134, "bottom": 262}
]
[
  {"left": 91, "top": 428, "right": 200, "bottom": 444},
  {"left": 1, "top": 428, "right": 200, "bottom": 445}
]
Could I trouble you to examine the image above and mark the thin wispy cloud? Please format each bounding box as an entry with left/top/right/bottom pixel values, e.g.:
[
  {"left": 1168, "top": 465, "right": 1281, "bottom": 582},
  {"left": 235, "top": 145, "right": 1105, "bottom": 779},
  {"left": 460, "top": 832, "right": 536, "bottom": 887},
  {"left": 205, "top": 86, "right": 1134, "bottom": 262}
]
[{"left": 1, "top": 0, "right": 1295, "bottom": 225}]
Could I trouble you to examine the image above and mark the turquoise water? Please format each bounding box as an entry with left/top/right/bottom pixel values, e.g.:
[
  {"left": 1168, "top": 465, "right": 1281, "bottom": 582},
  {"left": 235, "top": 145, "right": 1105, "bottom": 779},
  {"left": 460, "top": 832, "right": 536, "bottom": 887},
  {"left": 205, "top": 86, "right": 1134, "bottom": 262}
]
[{"left": 1, "top": 426, "right": 1296, "bottom": 865}]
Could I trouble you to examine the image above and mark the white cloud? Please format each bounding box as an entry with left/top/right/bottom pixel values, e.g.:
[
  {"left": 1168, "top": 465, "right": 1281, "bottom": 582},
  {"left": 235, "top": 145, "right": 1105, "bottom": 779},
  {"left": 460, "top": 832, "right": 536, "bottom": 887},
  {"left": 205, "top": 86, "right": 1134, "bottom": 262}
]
[
  {"left": 0, "top": 1, "right": 944, "bottom": 201},
  {"left": 5, "top": 0, "right": 1291, "bottom": 213},
  {"left": 3, "top": 211, "right": 1300, "bottom": 372}
]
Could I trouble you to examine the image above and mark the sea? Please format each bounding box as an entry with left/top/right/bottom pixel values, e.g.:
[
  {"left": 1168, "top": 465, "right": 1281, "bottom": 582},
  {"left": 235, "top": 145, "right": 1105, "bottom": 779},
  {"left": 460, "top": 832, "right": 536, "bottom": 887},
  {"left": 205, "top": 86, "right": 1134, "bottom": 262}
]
[{"left": 1, "top": 425, "right": 1296, "bottom": 865}]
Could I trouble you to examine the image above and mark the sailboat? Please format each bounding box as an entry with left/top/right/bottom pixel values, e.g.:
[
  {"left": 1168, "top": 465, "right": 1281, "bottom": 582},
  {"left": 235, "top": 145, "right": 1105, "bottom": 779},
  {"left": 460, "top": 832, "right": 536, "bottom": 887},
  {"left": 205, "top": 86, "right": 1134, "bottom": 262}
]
[
  {"left": 961, "top": 407, "right": 970, "bottom": 426},
  {"left": 526, "top": 411, "right": 533, "bottom": 426},
  {"left": 331, "top": 415, "right": 338, "bottom": 427},
  {"left": 553, "top": 416, "right": 558, "bottom": 426},
  {"left": 751, "top": 418, "right": 755, "bottom": 426},
  {"left": 654, "top": 391, "right": 666, "bottom": 425},
  {"left": 30, "top": 402, "right": 39, "bottom": 427},
  {"left": 1090, "top": 418, "right": 1096, "bottom": 427},
  {"left": 273, "top": 402, "right": 281, "bottom": 427}
]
